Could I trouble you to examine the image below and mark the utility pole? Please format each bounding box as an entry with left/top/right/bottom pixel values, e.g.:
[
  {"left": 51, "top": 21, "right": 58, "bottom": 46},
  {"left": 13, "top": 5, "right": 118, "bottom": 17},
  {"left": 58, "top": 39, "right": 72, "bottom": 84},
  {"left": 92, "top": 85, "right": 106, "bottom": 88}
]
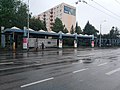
[
  {"left": 99, "top": 24, "right": 102, "bottom": 47},
  {"left": 99, "top": 20, "right": 106, "bottom": 47},
  {"left": 27, "top": 0, "right": 30, "bottom": 51}
]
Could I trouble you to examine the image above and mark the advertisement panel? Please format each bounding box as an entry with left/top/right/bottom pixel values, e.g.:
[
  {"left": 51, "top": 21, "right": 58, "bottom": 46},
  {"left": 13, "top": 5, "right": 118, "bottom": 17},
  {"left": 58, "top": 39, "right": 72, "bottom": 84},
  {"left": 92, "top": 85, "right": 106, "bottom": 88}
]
[
  {"left": 91, "top": 41, "right": 94, "bottom": 47},
  {"left": 23, "top": 38, "right": 28, "bottom": 49},
  {"left": 64, "top": 6, "right": 76, "bottom": 16}
]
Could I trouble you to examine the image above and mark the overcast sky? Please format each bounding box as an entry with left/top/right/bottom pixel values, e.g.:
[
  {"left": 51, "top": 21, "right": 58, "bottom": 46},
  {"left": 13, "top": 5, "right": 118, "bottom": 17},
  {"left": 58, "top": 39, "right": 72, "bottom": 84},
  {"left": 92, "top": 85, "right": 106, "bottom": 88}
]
[{"left": 23, "top": 0, "right": 120, "bottom": 34}]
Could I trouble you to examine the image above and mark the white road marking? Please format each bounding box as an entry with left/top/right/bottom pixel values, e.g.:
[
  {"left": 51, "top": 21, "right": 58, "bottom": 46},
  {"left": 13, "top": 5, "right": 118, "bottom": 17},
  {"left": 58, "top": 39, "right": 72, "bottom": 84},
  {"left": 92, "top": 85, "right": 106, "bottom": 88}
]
[
  {"left": 21, "top": 77, "right": 54, "bottom": 88},
  {"left": 73, "top": 68, "right": 89, "bottom": 73},
  {"left": 106, "top": 68, "right": 120, "bottom": 75},
  {"left": 0, "top": 62, "right": 14, "bottom": 65},
  {"left": 80, "top": 80, "right": 83, "bottom": 82},
  {"left": 97, "top": 62, "right": 108, "bottom": 66}
]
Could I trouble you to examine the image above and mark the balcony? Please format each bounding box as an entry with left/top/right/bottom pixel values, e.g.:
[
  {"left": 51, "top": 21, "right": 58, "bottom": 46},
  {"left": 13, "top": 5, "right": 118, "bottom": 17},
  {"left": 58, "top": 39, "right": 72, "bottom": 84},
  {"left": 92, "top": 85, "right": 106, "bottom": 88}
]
[
  {"left": 50, "top": 19, "right": 53, "bottom": 22},
  {"left": 50, "top": 11, "right": 53, "bottom": 14},
  {"left": 50, "top": 26, "right": 53, "bottom": 29},
  {"left": 50, "top": 15, "right": 53, "bottom": 18},
  {"left": 43, "top": 13, "right": 46, "bottom": 17},
  {"left": 50, "top": 23, "right": 53, "bottom": 25},
  {"left": 43, "top": 18, "right": 46, "bottom": 21}
]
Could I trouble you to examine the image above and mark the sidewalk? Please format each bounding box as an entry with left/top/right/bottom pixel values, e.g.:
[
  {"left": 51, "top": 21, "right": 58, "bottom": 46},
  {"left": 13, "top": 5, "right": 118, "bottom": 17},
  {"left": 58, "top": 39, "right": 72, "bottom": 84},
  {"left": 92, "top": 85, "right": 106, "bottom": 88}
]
[{"left": 0, "top": 48, "right": 58, "bottom": 55}]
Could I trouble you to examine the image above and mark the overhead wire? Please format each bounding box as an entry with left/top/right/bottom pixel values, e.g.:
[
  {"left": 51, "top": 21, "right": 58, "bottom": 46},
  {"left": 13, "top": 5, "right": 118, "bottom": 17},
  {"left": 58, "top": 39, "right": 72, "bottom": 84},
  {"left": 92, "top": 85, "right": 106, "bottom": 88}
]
[
  {"left": 115, "top": 0, "right": 120, "bottom": 5},
  {"left": 91, "top": 0, "right": 120, "bottom": 19},
  {"left": 78, "top": 0, "right": 120, "bottom": 22}
]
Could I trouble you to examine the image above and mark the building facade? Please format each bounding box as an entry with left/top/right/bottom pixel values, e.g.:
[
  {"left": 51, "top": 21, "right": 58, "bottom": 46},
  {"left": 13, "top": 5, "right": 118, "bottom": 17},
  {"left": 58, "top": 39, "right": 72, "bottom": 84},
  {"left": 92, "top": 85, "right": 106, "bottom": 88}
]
[{"left": 37, "top": 3, "right": 76, "bottom": 33}]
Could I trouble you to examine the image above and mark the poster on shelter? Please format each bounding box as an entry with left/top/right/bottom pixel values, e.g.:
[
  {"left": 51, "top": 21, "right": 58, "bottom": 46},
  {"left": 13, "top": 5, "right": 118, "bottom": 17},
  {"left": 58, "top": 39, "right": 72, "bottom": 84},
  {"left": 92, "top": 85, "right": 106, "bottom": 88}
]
[{"left": 23, "top": 38, "right": 28, "bottom": 49}]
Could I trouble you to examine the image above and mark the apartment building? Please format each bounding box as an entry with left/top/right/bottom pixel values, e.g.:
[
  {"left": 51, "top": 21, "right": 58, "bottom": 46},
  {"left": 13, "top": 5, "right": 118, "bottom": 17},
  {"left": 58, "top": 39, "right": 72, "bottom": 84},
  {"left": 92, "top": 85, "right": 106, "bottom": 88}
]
[{"left": 37, "top": 3, "right": 76, "bottom": 33}]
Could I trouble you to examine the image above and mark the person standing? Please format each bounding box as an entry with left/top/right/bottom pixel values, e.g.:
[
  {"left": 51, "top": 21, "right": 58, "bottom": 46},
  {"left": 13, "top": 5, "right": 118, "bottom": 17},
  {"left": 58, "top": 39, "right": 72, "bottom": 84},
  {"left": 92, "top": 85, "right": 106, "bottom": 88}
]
[{"left": 41, "top": 42, "right": 44, "bottom": 50}]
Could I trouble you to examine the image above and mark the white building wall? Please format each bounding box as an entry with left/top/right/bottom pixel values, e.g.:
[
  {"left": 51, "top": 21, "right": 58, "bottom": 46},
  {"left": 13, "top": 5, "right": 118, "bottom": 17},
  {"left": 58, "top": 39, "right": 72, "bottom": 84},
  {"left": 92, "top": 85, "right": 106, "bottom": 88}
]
[{"left": 29, "top": 38, "right": 57, "bottom": 48}]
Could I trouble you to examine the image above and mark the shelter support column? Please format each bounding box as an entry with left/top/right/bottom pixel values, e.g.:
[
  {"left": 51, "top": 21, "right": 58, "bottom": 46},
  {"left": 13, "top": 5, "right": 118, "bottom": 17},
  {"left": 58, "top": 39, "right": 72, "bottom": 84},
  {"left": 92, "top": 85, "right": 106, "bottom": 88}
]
[
  {"left": 74, "top": 40, "right": 77, "bottom": 48},
  {"left": 74, "top": 33, "right": 78, "bottom": 48},
  {"left": 1, "top": 26, "right": 5, "bottom": 48},
  {"left": 59, "top": 31, "right": 62, "bottom": 48},
  {"left": 23, "top": 27, "right": 27, "bottom": 49},
  {"left": 35, "top": 38, "right": 38, "bottom": 51},
  {"left": 91, "top": 35, "right": 94, "bottom": 48},
  {"left": 13, "top": 32, "right": 16, "bottom": 51},
  {"left": 59, "top": 39, "right": 62, "bottom": 48}
]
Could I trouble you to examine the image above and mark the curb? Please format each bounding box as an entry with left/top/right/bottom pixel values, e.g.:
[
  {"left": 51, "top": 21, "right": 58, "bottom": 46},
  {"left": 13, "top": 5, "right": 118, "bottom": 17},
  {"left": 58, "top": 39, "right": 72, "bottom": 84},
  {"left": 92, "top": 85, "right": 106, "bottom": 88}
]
[
  {"left": 0, "top": 48, "right": 59, "bottom": 53},
  {"left": 0, "top": 59, "right": 80, "bottom": 72}
]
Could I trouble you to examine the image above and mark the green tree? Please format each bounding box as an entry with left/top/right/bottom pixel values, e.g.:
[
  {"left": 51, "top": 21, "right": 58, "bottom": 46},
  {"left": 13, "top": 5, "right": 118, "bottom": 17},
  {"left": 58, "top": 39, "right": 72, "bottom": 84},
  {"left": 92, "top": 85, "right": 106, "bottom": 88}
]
[
  {"left": 30, "top": 17, "right": 45, "bottom": 31},
  {"left": 102, "top": 26, "right": 119, "bottom": 39},
  {"left": 70, "top": 25, "right": 74, "bottom": 34},
  {"left": 0, "top": 0, "right": 15, "bottom": 28},
  {"left": 43, "top": 20, "right": 47, "bottom": 31},
  {"left": 109, "top": 26, "right": 119, "bottom": 39},
  {"left": 109, "top": 26, "right": 115, "bottom": 38},
  {"left": 75, "top": 22, "right": 82, "bottom": 34},
  {"left": 63, "top": 27, "right": 68, "bottom": 33},
  {"left": 0, "top": 0, "right": 28, "bottom": 29},
  {"left": 14, "top": 2, "right": 28, "bottom": 28},
  {"left": 83, "top": 21, "right": 99, "bottom": 36},
  {"left": 115, "top": 27, "right": 119, "bottom": 37},
  {"left": 52, "top": 18, "right": 64, "bottom": 33}
]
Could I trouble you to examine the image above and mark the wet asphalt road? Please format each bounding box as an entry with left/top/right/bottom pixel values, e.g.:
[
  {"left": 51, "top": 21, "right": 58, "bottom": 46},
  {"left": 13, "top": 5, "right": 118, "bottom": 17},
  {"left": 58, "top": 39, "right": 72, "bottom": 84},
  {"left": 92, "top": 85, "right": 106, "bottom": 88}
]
[{"left": 1, "top": 48, "right": 120, "bottom": 90}]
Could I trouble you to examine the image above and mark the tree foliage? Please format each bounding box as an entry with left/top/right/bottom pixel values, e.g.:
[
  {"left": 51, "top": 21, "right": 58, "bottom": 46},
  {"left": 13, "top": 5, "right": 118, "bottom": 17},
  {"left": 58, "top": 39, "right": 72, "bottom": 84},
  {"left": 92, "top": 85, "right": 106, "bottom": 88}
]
[
  {"left": 0, "top": 0, "right": 29, "bottom": 28},
  {"left": 109, "top": 26, "right": 119, "bottom": 39},
  {"left": 0, "top": 0, "right": 46, "bottom": 30},
  {"left": 30, "top": 17, "right": 46, "bottom": 31},
  {"left": 43, "top": 20, "right": 47, "bottom": 31},
  {"left": 52, "top": 18, "right": 64, "bottom": 33},
  {"left": 100, "top": 26, "right": 119, "bottom": 39},
  {"left": 83, "top": 21, "right": 99, "bottom": 36},
  {"left": 63, "top": 27, "right": 68, "bottom": 33},
  {"left": 70, "top": 25, "right": 74, "bottom": 34},
  {"left": 75, "top": 22, "right": 82, "bottom": 34},
  {"left": 14, "top": 2, "right": 28, "bottom": 28},
  {"left": 0, "top": 0, "right": 16, "bottom": 28}
]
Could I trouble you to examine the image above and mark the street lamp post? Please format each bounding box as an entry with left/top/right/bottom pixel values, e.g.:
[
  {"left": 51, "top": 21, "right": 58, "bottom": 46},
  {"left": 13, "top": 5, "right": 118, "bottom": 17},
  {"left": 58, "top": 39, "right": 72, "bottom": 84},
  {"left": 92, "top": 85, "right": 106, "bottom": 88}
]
[
  {"left": 99, "top": 24, "right": 102, "bottom": 47},
  {"left": 99, "top": 20, "right": 106, "bottom": 47},
  {"left": 27, "top": 0, "right": 30, "bottom": 51}
]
